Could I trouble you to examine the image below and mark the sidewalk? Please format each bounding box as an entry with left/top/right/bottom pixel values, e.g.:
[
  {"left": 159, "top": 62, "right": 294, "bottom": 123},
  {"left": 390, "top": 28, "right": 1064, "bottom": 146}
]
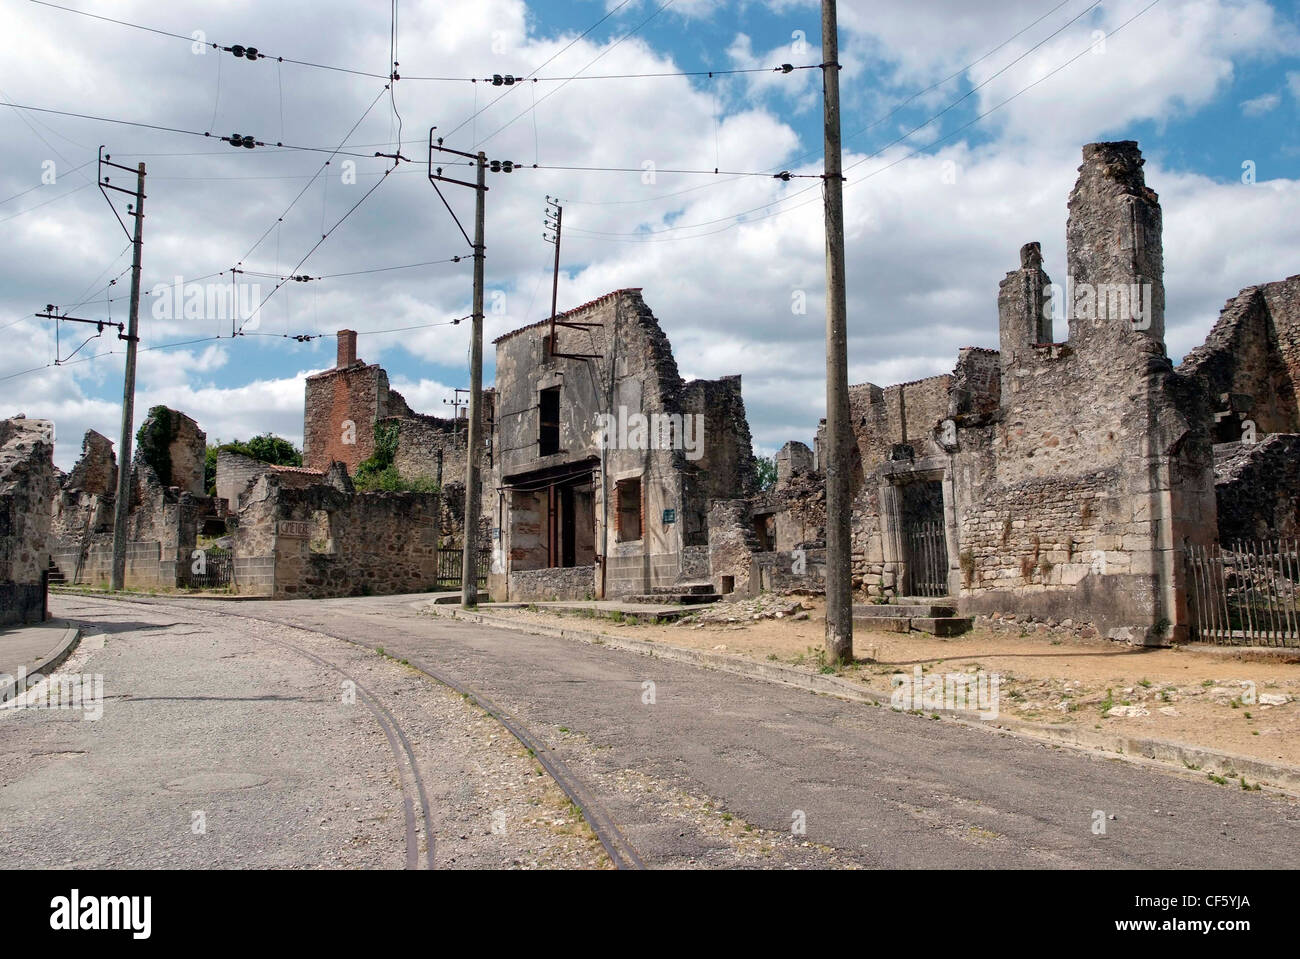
[{"left": 0, "top": 621, "right": 82, "bottom": 695}]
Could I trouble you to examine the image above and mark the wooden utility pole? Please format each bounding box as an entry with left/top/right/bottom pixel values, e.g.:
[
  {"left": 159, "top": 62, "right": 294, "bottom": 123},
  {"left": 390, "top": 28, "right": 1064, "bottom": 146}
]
[
  {"left": 821, "top": 0, "right": 853, "bottom": 664},
  {"left": 461, "top": 151, "right": 487, "bottom": 607},
  {"left": 106, "top": 158, "right": 146, "bottom": 592}
]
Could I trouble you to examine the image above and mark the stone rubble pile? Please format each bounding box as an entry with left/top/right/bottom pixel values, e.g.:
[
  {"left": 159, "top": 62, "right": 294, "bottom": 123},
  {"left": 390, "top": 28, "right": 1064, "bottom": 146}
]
[{"left": 679, "top": 594, "right": 810, "bottom": 626}]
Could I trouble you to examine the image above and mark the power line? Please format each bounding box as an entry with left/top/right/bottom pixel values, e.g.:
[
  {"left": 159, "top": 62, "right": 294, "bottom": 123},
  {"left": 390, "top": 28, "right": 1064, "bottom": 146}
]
[
  {"left": 231, "top": 84, "right": 393, "bottom": 272},
  {"left": 0, "top": 159, "right": 94, "bottom": 205},
  {"left": 546, "top": 0, "right": 1088, "bottom": 210},
  {"left": 0, "top": 100, "right": 392, "bottom": 160},
  {"left": 235, "top": 161, "right": 401, "bottom": 335},
  {"left": 0, "top": 181, "right": 92, "bottom": 224},
  {"left": 563, "top": 0, "right": 1160, "bottom": 243},
  {"left": 473, "top": 0, "right": 680, "bottom": 149},
  {"left": 440, "top": 0, "right": 636, "bottom": 142},
  {"left": 30, "top": 1, "right": 812, "bottom": 86}
]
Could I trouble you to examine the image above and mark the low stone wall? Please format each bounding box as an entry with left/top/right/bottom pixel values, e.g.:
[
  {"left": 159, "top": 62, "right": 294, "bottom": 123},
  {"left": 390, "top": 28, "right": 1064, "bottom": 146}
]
[
  {"left": 234, "top": 476, "right": 441, "bottom": 598},
  {"left": 751, "top": 548, "right": 828, "bottom": 594},
  {"left": 509, "top": 565, "right": 596, "bottom": 601}
]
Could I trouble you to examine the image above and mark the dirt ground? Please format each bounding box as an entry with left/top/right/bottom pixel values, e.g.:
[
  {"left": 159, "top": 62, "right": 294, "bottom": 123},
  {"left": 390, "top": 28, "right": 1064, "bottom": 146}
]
[{"left": 487, "top": 597, "right": 1300, "bottom": 769}]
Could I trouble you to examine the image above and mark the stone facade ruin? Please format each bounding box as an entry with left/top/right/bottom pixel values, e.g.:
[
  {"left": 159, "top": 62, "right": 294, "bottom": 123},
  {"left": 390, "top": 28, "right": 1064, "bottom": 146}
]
[
  {"left": 711, "top": 140, "right": 1298, "bottom": 646},
  {"left": 487, "top": 289, "right": 757, "bottom": 601},
  {"left": 1, "top": 417, "right": 57, "bottom": 624}
]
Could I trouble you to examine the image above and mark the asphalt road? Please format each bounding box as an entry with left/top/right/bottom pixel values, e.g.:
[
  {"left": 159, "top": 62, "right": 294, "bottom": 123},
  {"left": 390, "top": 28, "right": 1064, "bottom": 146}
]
[
  {"left": 55, "top": 591, "right": 1299, "bottom": 870},
  {"left": 0, "top": 595, "right": 606, "bottom": 869}
]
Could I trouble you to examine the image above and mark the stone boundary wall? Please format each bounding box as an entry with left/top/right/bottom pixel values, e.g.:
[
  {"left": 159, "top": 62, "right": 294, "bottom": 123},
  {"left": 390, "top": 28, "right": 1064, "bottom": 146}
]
[{"left": 509, "top": 565, "right": 596, "bottom": 601}]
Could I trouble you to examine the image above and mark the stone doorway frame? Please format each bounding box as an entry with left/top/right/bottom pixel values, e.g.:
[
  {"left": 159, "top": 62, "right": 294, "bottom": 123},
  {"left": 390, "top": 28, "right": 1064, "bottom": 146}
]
[{"left": 877, "top": 455, "right": 961, "bottom": 599}]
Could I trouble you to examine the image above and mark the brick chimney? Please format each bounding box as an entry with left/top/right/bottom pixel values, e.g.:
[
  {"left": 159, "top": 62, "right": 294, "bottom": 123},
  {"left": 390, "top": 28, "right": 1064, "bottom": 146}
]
[{"left": 337, "top": 329, "right": 357, "bottom": 368}]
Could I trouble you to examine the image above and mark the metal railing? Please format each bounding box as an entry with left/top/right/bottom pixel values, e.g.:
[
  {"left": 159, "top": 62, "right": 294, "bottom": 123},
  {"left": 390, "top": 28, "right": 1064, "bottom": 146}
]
[{"left": 1184, "top": 540, "right": 1300, "bottom": 647}]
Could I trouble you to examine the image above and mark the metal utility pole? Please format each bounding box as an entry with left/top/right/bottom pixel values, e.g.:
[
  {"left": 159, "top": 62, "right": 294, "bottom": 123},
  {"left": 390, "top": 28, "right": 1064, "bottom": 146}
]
[
  {"left": 94, "top": 150, "right": 146, "bottom": 592},
  {"left": 821, "top": 0, "right": 853, "bottom": 664}
]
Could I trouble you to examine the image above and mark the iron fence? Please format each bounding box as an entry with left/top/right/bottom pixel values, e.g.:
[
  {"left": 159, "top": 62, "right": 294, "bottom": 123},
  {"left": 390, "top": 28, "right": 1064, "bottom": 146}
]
[{"left": 1184, "top": 540, "right": 1300, "bottom": 646}]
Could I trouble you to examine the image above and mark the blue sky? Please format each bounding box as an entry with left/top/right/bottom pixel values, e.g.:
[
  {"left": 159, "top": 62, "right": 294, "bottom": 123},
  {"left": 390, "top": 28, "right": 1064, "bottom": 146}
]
[{"left": 2, "top": 0, "right": 1298, "bottom": 469}]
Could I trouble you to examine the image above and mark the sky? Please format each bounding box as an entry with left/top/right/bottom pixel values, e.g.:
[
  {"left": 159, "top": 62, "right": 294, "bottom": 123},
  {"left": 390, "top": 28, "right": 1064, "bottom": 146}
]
[{"left": 1, "top": 0, "right": 1298, "bottom": 470}]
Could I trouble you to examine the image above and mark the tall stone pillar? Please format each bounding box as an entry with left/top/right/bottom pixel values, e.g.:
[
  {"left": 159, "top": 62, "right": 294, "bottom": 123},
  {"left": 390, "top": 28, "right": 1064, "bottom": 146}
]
[{"left": 1065, "top": 141, "right": 1165, "bottom": 348}]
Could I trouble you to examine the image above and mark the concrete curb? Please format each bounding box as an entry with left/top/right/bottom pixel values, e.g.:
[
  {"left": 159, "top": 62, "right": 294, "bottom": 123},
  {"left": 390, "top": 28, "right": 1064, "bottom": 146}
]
[
  {"left": 0, "top": 624, "right": 82, "bottom": 702},
  {"left": 53, "top": 586, "right": 269, "bottom": 602},
  {"left": 422, "top": 603, "right": 1300, "bottom": 796}
]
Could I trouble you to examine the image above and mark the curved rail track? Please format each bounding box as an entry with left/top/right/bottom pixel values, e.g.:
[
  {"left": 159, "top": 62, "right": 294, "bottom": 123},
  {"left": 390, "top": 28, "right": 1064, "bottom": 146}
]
[{"left": 64, "top": 593, "right": 645, "bottom": 870}]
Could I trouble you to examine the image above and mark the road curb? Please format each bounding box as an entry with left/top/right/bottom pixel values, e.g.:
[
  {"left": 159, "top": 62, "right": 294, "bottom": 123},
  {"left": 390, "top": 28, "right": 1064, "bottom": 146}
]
[
  {"left": 0, "top": 624, "right": 82, "bottom": 702},
  {"left": 423, "top": 603, "right": 1300, "bottom": 795}
]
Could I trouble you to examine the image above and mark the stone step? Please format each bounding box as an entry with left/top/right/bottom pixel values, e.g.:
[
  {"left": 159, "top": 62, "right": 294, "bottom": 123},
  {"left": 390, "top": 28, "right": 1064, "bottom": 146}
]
[
  {"left": 625, "top": 592, "right": 721, "bottom": 605},
  {"left": 853, "top": 607, "right": 973, "bottom": 637},
  {"left": 46, "top": 558, "right": 66, "bottom": 585},
  {"left": 647, "top": 582, "right": 716, "bottom": 596},
  {"left": 855, "top": 603, "right": 957, "bottom": 618}
]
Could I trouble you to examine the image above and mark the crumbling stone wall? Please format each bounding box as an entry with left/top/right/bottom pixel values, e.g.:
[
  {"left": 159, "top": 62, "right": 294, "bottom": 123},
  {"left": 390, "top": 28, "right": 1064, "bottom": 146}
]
[
  {"left": 508, "top": 565, "right": 595, "bottom": 601},
  {"left": 63, "top": 430, "right": 116, "bottom": 494},
  {"left": 135, "top": 406, "right": 206, "bottom": 495},
  {"left": 215, "top": 450, "right": 323, "bottom": 513},
  {"left": 233, "top": 473, "right": 440, "bottom": 598},
  {"left": 50, "top": 411, "right": 226, "bottom": 589},
  {"left": 0, "top": 417, "right": 57, "bottom": 625},
  {"left": 1214, "top": 435, "right": 1300, "bottom": 543},
  {"left": 1178, "top": 275, "right": 1300, "bottom": 438},
  {"left": 491, "top": 289, "right": 758, "bottom": 600}
]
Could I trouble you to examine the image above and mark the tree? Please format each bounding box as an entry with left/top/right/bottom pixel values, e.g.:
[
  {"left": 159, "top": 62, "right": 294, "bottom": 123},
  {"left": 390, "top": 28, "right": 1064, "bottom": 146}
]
[
  {"left": 755, "top": 453, "right": 778, "bottom": 491},
  {"left": 205, "top": 433, "right": 303, "bottom": 494}
]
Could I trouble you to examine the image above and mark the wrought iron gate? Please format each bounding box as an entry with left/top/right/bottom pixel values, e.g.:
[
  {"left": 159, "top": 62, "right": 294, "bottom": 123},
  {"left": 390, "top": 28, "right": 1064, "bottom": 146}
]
[
  {"left": 179, "top": 547, "right": 232, "bottom": 589},
  {"left": 436, "top": 548, "right": 490, "bottom": 589},
  {"left": 904, "top": 520, "right": 948, "bottom": 597},
  {"left": 1185, "top": 540, "right": 1300, "bottom": 647}
]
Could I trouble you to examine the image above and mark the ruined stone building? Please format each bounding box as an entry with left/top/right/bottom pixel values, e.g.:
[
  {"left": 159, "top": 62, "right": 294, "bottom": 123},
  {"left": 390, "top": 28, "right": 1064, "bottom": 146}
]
[
  {"left": 1, "top": 416, "right": 57, "bottom": 625},
  {"left": 49, "top": 409, "right": 228, "bottom": 589},
  {"left": 486, "top": 289, "right": 758, "bottom": 601},
  {"left": 302, "top": 328, "right": 490, "bottom": 544},
  {"left": 713, "top": 141, "right": 1299, "bottom": 644}
]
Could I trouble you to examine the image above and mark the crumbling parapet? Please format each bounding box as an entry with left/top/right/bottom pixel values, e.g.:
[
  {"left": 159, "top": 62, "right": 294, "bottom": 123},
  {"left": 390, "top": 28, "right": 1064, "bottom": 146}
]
[
  {"left": 1065, "top": 140, "right": 1165, "bottom": 348},
  {"left": 998, "top": 241, "right": 1052, "bottom": 364},
  {"left": 1, "top": 416, "right": 57, "bottom": 625},
  {"left": 63, "top": 430, "right": 117, "bottom": 494}
]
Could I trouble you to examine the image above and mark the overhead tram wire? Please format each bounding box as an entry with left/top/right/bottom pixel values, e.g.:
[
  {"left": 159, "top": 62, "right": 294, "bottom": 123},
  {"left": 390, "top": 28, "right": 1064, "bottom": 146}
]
[
  {"left": 559, "top": 0, "right": 1115, "bottom": 240},
  {"left": 29, "top": 1, "right": 813, "bottom": 87},
  {"left": 473, "top": 0, "right": 680, "bottom": 149},
  {"left": 234, "top": 159, "right": 402, "bottom": 336},
  {"left": 439, "top": 0, "right": 636, "bottom": 142},
  {"left": 550, "top": 0, "right": 1085, "bottom": 208},
  {"left": 229, "top": 83, "right": 394, "bottom": 272},
  {"left": 0, "top": 101, "right": 391, "bottom": 160},
  {"left": 562, "top": 0, "right": 1163, "bottom": 244}
]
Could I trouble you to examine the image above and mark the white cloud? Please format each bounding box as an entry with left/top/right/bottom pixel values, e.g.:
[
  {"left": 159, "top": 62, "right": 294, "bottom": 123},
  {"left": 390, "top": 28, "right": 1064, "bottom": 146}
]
[{"left": 1240, "top": 92, "right": 1281, "bottom": 116}]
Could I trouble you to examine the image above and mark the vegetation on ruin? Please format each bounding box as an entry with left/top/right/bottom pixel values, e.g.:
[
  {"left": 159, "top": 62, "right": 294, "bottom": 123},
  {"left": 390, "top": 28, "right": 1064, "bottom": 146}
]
[
  {"left": 203, "top": 433, "right": 303, "bottom": 494},
  {"left": 353, "top": 421, "right": 438, "bottom": 492},
  {"left": 137, "top": 405, "right": 177, "bottom": 486}
]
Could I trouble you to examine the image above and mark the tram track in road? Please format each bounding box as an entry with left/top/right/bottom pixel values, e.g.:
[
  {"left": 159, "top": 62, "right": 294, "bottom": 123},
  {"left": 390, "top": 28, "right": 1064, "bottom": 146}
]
[{"left": 63, "top": 593, "right": 645, "bottom": 871}]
